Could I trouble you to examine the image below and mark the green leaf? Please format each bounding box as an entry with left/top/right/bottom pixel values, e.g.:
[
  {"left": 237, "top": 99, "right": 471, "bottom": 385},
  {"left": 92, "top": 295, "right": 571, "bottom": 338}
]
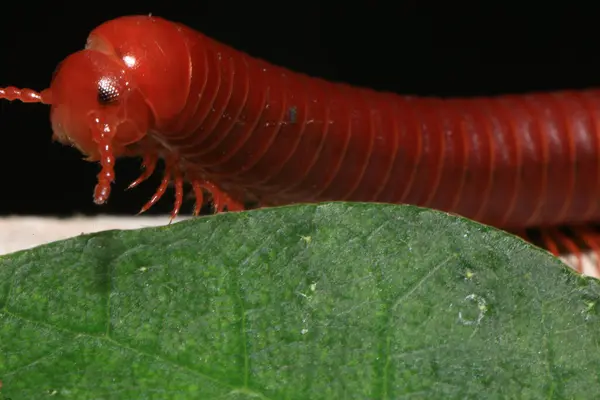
[{"left": 0, "top": 202, "right": 598, "bottom": 399}]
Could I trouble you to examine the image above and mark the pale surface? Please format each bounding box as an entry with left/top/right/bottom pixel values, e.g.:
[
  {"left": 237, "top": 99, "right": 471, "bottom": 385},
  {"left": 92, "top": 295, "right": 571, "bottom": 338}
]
[
  {"left": 0, "top": 216, "right": 187, "bottom": 255},
  {"left": 0, "top": 216, "right": 597, "bottom": 279}
]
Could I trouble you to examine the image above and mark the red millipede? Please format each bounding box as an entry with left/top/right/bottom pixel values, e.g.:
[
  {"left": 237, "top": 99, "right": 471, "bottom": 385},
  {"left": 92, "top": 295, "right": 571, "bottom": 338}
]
[{"left": 1, "top": 15, "right": 598, "bottom": 275}]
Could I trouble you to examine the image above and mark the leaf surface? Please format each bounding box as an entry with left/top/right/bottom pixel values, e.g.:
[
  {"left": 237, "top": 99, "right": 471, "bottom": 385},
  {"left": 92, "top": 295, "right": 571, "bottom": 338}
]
[{"left": 0, "top": 203, "right": 598, "bottom": 399}]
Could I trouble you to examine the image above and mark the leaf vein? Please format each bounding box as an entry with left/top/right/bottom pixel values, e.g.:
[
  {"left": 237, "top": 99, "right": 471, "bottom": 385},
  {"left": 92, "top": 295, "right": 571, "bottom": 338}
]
[{"left": 392, "top": 255, "right": 455, "bottom": 311}]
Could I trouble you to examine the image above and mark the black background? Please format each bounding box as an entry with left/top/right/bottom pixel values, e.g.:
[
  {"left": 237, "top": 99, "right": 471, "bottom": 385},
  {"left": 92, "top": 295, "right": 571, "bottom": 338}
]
[{"left": 0, "top": 1, "right": 596, "bottom": 216}]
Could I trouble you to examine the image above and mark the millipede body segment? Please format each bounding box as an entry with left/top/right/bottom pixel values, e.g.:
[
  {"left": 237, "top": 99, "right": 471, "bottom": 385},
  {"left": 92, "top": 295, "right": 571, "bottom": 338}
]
[{"left": 1, "top": 15, "right": 599, "bottom": 275}]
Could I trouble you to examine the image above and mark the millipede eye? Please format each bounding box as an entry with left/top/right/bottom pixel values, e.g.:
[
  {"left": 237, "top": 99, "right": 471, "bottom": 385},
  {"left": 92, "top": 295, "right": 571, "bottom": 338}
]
[{"left": 97, "top": 77, "right": 119, "bottom": 105}]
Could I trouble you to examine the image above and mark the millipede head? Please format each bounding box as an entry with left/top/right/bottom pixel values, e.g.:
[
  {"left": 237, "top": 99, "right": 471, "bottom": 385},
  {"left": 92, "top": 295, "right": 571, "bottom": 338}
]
[{"left": 0, "top": 43, "right": 153, "bottom": 205}]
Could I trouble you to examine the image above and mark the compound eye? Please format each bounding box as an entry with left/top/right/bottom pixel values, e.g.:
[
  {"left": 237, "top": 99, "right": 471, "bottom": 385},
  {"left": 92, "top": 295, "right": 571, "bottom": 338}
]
[{"left": 97, "top": 76, "right": 119, "bottom": 105}]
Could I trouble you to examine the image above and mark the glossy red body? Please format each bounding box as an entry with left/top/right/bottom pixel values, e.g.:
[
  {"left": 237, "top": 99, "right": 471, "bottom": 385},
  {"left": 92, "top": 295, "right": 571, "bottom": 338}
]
[
  {"left": 89, "top": 16, "right": 600, "bottom": 230},
  {"left": 2, "top": 15, "right": 599, "bottom": 274}
]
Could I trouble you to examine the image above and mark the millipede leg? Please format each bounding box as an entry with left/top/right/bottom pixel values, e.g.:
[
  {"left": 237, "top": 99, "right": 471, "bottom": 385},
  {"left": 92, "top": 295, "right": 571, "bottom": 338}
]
[
  {"left": 128, "top": 153, "right": 158, "bottom": 190},
  {"left": 138, "top": 159, "right": 172, "bottom": 215},
  {"left": 538, "top": 230, "right": 560, "bottom": 257},
  {"left": 170, "top": 162, "right": 184, "bottom": 222},
  {"left": 568, "top": 227, "right": 600, "bottom": 277},
  {"left": 201, "top": 181, "right": 244, "bottom": 212},
  {"left": 191, "top": 181, "right": 204, "bottom": 216},
  {"left": 221, "top": 194, "right": 245, "bottom": 212},
  {"left": 552, "top": 228, "right": 584, "bottom": 274}
]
